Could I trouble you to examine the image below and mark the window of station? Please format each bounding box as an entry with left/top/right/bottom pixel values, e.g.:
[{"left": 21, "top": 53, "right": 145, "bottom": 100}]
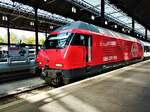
[
  {"left": 10, "top": 31, "right": 17, "bottom": 44},
  {"left": 0, "top": 28, "right": 40, "bottom": 64},
  {"left": 21, "top": 31, "right": 35, "bottom": 45},
  {"left": 38, "top": 33, "right": 46, "bottom": 45},
  {"left": 0, "top": 27, "right": 8, "bottom": 44},
  {"left": 9, "top": 29, "right": 36, "bottom": 45},
  {"left": 0, "top": 28, "right": 8, "bottom": 63}
]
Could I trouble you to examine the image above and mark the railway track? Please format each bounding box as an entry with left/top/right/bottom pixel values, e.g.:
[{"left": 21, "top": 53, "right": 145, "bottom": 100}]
[
  {"left": 0, "top": 83, "right": 47, "bottom": 98},
  {"left": 0, "top": 82, "right": 55, "bottom": 106},
  {"left": 0, "top": 71, "right": 38, "bottom": 83}
]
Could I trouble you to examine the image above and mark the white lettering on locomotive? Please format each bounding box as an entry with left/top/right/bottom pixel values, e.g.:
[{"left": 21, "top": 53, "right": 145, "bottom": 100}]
[{"left": 103, "top": 55, "right": 118, "bottom": 62}]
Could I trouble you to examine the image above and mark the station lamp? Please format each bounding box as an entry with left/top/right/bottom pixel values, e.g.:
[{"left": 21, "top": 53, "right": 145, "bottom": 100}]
[
  {"left": 128, "top": 30, "right": 130, "bottom": 33},
  {"left": 2, "top": 16, "right": 8, "bottom": 21},
  {"left": 72, "top": 7, "right": 76, "bottom": 13},
  {"left": 122, "top": 28, "right": 125, "bottom": 32},
  {"left": 30, "top": 21, "right": 34, "bottom": 26},
  {"left": 104, "top": 21, "right": 108, "bottom": 25},
  {"left": 50, "top": 26, "right": 53, "bottom": 29},
  {"left": 114, "top": 25, "right": 117, "bottom": 28},
  {"left": 91, "top": 15, "right": 95, "bottom": 20},
  {"left": 139, "top": 35, "right": 142, "bottom": 38},
  {"left": 43, "top": 0, "right": 47, "bottom": 2}
]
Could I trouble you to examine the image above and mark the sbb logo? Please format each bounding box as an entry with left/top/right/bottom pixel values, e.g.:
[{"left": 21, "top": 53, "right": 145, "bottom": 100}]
[{"left": 131, "top": 43, "right": 138, "bottom": 57}]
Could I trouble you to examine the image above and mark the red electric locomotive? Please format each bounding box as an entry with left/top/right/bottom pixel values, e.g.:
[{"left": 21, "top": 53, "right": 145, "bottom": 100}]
[{"left": 36, "top": 21, "right": 144, "bottom": 86}]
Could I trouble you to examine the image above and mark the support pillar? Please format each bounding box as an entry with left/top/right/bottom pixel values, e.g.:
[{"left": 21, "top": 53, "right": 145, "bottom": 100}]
[
  {"left": 45, "top": 31, "right": 47, "bottom": 39},
  {"left": 101, "top": 0, "right": 105, "bottom": 26},
  {"left": 145, "top": 27, "right": 147, "bottom": 40},
  {"left": 7, "top": 15, "right": 10, "bottom": 47},
  {"left": 34, "top": 7, "right": 38, "bottom": 54},
  {"left": 45, "top": 24, "right": 48, "bottom": 39},
  {"left": 132, "top": 17, "right": 135, "bottom": 36}
]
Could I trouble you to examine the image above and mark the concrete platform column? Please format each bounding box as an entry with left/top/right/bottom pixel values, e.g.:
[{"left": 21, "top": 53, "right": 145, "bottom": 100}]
[{"left": 34, "top": 7, "right": 39, "bottom": 55}]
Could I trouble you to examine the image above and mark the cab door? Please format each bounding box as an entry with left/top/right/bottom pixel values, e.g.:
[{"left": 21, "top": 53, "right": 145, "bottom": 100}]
[
  {"left": 68, "top": 34, "right": 92, "bottom": 70},
  {"left": 81, "top": 35, "right": 92, "bottom": 74},
  {"left": 84, "top": 35, "right": 92, "bottom": 65}
]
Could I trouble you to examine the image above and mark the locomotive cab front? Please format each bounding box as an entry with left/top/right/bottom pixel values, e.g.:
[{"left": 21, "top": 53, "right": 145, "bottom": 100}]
[{"left": 36, "top": 30, "right": 92, "bottom": 86}]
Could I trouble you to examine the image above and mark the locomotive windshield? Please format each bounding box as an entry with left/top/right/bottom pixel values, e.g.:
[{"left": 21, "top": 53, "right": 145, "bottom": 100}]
[{"left": 44, "top": 32, "right": 72, "bottom": 49}]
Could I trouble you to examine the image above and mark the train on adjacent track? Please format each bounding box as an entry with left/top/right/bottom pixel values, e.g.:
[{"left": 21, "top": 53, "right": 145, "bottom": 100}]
[{"left": 36, "top": 21, "right": 150, "bottom": 86}]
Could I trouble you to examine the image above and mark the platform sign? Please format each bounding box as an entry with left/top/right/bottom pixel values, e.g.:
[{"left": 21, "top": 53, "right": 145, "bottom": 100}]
[{"left": 8, "top": 47, "right": 29, "bottom": 59}]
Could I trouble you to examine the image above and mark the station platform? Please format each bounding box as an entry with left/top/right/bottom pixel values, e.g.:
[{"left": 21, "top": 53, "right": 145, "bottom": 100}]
[
  {"left": 0, "top": 60, "right": 150, "bottom": 112},
  {"left": 0, "top": 61, "right": 35, "bottom": 73},
  {"left": 0, "top": 61, "right": 37, "bottom": 83}
]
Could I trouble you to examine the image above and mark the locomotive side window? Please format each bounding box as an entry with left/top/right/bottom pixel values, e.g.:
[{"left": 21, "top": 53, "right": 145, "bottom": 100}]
[
  {"left": 70, "top": 34, "right": 92, "bottom": 46},
  {"left": 70, "top": 34, "right": 84, "bottom": 45}
]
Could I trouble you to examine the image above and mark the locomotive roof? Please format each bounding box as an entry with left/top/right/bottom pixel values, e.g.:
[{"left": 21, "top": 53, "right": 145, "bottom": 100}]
[
  {"left": 54, "top": 21, "right": 138, "bottom": 42},
  {"left": 54, "top": 21, "right": 99, "bottom": 33}
]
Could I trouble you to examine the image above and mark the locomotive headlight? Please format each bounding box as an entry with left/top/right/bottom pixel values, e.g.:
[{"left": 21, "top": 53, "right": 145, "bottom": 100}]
[
  {"left": 38, "top": 62, "right": 42, "bottom": 65},
  {"left": 55, "top": 63, "right": 63, "bottom": 67}
]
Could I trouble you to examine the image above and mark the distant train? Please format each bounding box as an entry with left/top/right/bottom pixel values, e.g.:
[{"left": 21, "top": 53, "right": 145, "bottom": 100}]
[
  {"left": 140, "top": 41, "right": 150, "bottom": 59},
  {"left": 36, "top": 21, "right": 150, "bottom": 86}
]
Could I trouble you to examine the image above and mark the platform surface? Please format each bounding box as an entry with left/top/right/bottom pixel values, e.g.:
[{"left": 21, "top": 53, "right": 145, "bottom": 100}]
[
  {"left": 0, "top": 60, "right": 150, "bottom": 112},
  {"left": 0, "top": 61, "right": 35, "bottom": 73}
]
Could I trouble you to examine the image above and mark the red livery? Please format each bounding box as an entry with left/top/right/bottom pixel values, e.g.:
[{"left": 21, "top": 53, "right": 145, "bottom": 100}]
[{"left": 36, "top": 21, "right": 144, "bottom": 86}]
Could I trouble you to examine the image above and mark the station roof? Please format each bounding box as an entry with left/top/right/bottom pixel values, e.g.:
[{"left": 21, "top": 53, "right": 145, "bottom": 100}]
[
  {"left": 85, "top": 0, "right": 150, "bottom": 39},
  {"left": 0, "top": 0, "right": 74, "bottom": 32},
  {"left": 108, "top": 0, "right": 150, "bottom": 30}
]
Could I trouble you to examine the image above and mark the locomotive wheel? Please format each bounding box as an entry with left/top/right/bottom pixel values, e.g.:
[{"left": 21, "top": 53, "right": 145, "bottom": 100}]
[
  {"left": 50, "top": 73, "right": 63, "bottom": 87},
  {"left": 63, "top": 78, "right": 70, "bottom": 85}
]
